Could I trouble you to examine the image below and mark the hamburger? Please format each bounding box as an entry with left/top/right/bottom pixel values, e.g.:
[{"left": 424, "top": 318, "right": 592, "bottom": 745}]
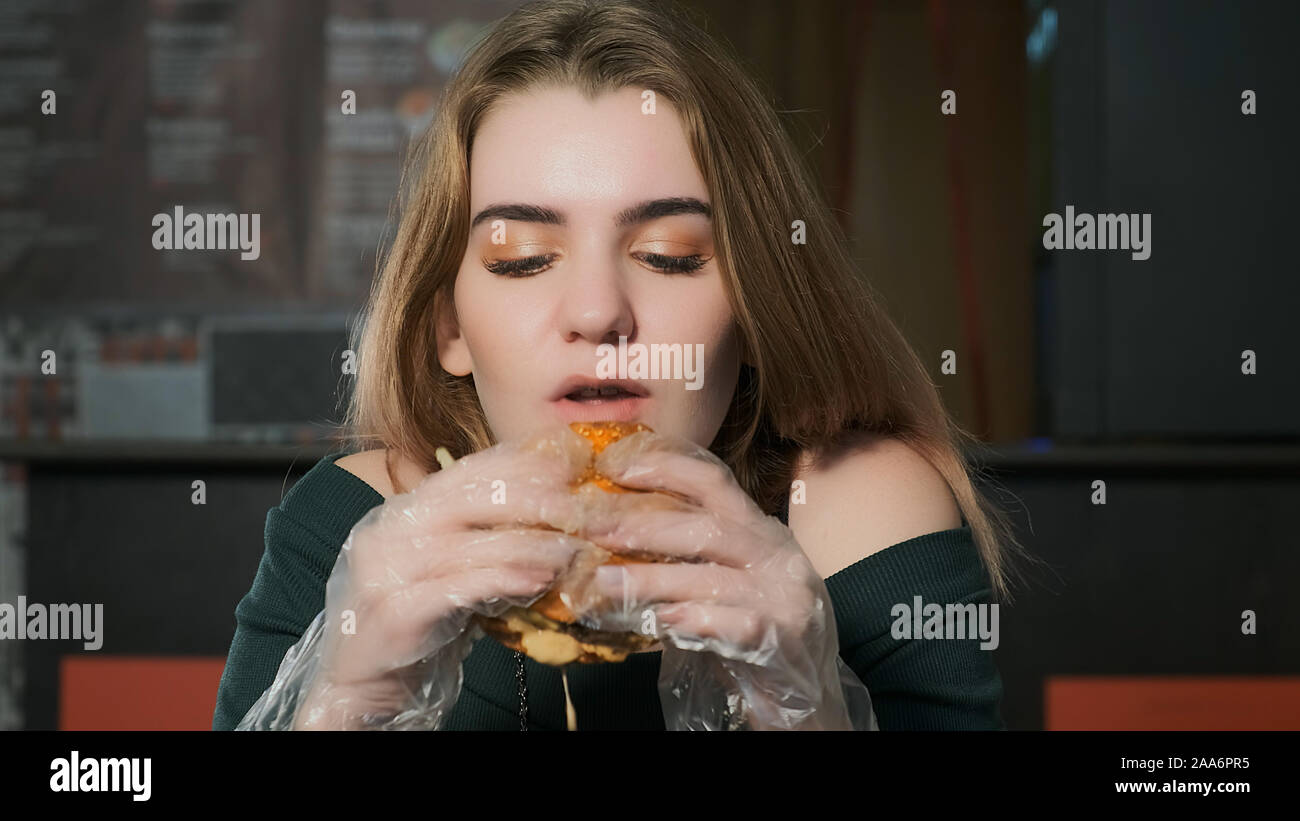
[{"left": 475, "top": 421, "right": 681, "bottom": 666}]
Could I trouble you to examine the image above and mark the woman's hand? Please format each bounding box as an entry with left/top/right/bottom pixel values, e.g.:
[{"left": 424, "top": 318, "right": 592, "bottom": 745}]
[
  {"left": 242, "top": 428, "right": 599, "bottom": 730},
  {"left": 576, "top": 429, "right": 874, "bottom": 730}
]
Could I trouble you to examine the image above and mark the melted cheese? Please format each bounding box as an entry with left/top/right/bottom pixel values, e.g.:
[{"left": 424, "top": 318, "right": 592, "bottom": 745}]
[
  {"left": 519, "top": 626, "right": 583, "bottom": 666},
  {"left": 561, "top": 667, "right": 577, "bottom": 731}
]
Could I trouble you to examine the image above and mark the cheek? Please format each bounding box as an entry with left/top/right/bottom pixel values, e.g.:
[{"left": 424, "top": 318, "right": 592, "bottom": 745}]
[
  {"left": 694, "top": 285, "right": 741, "bottom": 373},
  {"left": 455, "top": 273, "right": 543, "bottom": 366},
  {"left": 702, "top": 327, "right": 742, "bottom": 404},
  {"left": 452, "top": 274, "right": 562, "bottom": 440},
  {"left": 664, "top": 282, "right": 741, "bottom": 404}
]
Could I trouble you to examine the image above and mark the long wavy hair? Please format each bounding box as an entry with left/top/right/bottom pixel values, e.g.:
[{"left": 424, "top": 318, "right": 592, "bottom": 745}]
[{"left": 339, "top": 0, "right": 1031, "bottom": 600}]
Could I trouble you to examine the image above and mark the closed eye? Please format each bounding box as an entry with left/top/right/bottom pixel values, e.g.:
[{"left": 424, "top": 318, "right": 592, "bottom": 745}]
[
  {"left": 482, "top": 254, "right": 555, "bottom": 277},
  {"left": 634, "top": 252, "right": 708, "bottom": 274},
  {"left": 483, "top": 252, "right": 708, "bottom": 278}
]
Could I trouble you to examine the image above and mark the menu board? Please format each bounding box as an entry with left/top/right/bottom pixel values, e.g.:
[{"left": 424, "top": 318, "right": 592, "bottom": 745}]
[
  {"left": 0, "top": 0, "right": 524, "bottom": 309},
  {"left": 310, "top": 0, "right": 522, "bottom": 300}
]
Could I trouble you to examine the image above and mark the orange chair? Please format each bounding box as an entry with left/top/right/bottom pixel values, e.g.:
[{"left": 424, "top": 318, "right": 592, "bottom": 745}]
[
  {"left": 60, "top": 656, "right": 228, "bottom": 731},
  {"left": 1046, "top": 676, "right": 1300, "bottom": 730}
]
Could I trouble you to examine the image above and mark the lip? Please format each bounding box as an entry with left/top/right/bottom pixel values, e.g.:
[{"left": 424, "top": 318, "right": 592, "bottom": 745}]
[
  {"left": 549, "top": 374, "right": 650, "bottom": 424},
  {"left": 549, "top": 374, "right": 649, "bottom": 402},
  {"left": 551, "top": 394, "right": 650, "bottom": 424}
]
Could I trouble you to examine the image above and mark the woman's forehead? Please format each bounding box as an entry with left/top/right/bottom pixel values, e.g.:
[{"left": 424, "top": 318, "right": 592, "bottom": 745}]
[{"left": 469, "top": 85, "right": 707, "bottom": 215}]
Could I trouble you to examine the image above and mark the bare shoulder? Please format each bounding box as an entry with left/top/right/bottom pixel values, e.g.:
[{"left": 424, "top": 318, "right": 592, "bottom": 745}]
[
  {"left": 787, "top": 432, "right": 964, "bottom": 579},
  {"left": 334, "top": 449, "right": 431, "bottom": 500}
]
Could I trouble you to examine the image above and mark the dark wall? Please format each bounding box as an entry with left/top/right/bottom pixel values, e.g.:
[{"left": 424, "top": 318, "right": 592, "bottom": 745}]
[
  {"left": 22, "top": 458, "right": 307, "bottom": 728},
  {"left": 984, "top": 461, "right": 1300, "bottom": 729},
  {"left": 1048, "top": 0, "right": 1300, "bottom": 439}
]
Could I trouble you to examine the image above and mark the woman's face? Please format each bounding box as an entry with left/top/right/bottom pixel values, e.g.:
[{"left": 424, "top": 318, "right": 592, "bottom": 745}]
[{"left": 437, "top": 84, "right": 743, "bottom": 448}]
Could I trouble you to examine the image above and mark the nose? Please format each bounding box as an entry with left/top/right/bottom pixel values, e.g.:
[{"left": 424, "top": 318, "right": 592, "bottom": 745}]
[{"left": 558, "top": 253, "right": 635, "bottom": 346}]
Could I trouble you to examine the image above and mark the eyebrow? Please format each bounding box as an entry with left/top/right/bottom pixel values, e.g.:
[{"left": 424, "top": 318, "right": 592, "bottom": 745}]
[{"left": 470, "top": 196, "right": 711, "bottom": 230}]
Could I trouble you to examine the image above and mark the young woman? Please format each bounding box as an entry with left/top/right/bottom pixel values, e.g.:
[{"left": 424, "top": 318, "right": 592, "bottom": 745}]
[{"left": 213, "top": 0, "right": 1027, "bottom": 731}]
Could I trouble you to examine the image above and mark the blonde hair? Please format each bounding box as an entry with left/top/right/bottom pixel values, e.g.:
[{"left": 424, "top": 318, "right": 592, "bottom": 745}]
[{"left": 340, "top": 0, "right": 1032, "bottom": 601}]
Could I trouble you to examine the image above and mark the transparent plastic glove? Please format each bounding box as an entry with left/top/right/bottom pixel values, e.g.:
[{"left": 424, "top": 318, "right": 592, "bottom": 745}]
[
  {"left": 236, "top": 427, "right": 598, "bottom": 730},
  {"left": 573, "top": 428, "right": 878, "bottom": 731}
]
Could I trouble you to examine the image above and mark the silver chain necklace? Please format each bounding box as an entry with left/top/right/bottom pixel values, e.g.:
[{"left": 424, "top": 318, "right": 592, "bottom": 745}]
[{"left": 514, "top": 650, "right": 528, "bottom": 730}]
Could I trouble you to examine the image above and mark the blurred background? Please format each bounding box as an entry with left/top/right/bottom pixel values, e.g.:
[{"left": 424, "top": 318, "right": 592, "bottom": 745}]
[{"left": 1, "top": 0, "right": 1297, "bottom": 730}]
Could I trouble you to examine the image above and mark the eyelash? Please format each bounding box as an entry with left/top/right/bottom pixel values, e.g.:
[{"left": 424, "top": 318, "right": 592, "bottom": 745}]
[{"left": 482, "top": 252, "right": 707, "bottom": 278}]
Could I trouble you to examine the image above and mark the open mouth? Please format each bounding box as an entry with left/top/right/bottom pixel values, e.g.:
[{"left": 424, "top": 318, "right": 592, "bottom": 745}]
[
  {"left": 565, "top": 385, "right": 641, "bottom": 402},
  {"left": 551, "top": 377, "right": 649, "bottom": 422}
]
